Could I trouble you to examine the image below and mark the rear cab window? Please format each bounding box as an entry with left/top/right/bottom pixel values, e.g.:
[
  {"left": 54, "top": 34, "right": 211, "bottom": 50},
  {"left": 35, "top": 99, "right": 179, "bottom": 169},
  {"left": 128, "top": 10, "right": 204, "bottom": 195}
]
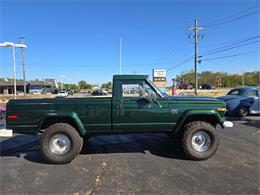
[{"left": 247, "top": 90, "right": 258, "bottom": 97}]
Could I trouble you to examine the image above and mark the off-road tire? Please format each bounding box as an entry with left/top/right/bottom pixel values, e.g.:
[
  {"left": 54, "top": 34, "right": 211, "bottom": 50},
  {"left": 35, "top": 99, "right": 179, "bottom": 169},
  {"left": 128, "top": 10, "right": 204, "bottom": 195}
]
[
  {"left": 237, "top": 106, "right": 248, "bottom": 117},
  {"left": 41, "top": 123, "right": 83, "bottom": 164},
  {"left": 182, "top": 121, "right": 219, "bottom": 160}
]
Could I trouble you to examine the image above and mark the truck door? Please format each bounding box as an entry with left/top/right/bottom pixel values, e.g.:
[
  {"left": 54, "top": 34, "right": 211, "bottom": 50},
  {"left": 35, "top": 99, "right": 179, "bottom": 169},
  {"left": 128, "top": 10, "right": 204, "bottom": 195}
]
[{"left": 113, "top": 80, "right": 170, "bottom": 132}]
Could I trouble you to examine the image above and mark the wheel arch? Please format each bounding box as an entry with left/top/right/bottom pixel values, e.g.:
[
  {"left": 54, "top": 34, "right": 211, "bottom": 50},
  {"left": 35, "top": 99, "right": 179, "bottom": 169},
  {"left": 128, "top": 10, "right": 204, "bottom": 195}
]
[
  {"left": 237, "top": 101, "right": 251, "bottom": 110},
  {"left": 174, "top": 110, "right": 223, "bottom": 134},
  {"left": 39, "top": 112, "right": 86, "bottom": 136}
]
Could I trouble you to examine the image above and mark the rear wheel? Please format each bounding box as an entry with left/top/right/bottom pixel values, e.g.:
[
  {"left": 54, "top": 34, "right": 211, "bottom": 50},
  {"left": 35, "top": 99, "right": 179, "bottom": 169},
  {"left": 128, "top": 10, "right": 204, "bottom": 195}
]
[
  {"left": 41, "top": 123, "right": 83, "bottom": 164},
  {"left": 182, "top": 121, "right": 219, "bottom": 160},
  {"left": 237, "top": 106, "right": 248, "bottom": 117}
]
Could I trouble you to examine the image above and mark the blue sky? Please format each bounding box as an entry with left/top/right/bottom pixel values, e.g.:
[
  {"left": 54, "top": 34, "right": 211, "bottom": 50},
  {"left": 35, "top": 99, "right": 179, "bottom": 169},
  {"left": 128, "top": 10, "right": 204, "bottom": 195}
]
[{"left": 0, "top": 0, "right": 259, "bottom": 85}]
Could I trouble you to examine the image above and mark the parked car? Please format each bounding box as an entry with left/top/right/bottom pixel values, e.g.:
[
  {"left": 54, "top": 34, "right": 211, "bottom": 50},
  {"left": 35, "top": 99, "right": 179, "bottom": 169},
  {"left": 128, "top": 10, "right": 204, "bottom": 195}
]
[
  {"left": 65, "top": 89, "right": 74, "bottom": 95},
  {"left": 29, "top": 89, "right": 42, "bottom": 95},
  {"left": 4, "top": 75, "right": 233, "bottom": 164},
  {"left": 92, "top": 90, "right": 107, "bottom": 96},
  {"left": 217, "top": 86, "right": 260, "bottom": 116},
  {"left": 102, "top": 90, "right": 108, "bottom": 95},
  {"left": 57, "top": 91, "right": 68, "bottom": 98},
  {"left": 0, "top": 106, "right": 6, "bottom": 120},
  {"left": 201, "top": 84, "right": 215, "bottom": 90},
  {"left": 42, "top": 88, "right": 52, "bottom": 95},
  {"left": 16, "top": 91, "right": 24, "bottom": 96},
  {"left": 178, "top": 83, "right": 193, "bottom": 90}
]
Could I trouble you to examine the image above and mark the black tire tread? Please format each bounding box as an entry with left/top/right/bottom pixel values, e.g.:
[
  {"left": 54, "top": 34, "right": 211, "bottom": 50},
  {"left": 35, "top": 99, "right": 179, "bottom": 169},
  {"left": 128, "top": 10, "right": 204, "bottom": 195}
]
[
  {"left": 41, "top": 123, "right": 83, "bottom": 164},
  {"left": 182, "top": 121, "right": 219, "bottom": 160},
  {"left": 237, "top": 106, "right": 248, "bottom": 117}
]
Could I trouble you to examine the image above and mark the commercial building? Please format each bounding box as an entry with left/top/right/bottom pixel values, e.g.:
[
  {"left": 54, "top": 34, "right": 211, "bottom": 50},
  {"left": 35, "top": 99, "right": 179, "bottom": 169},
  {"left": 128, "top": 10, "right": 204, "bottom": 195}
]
[{"left": 0, "top": 79, "right": 58, "bottom": 94}]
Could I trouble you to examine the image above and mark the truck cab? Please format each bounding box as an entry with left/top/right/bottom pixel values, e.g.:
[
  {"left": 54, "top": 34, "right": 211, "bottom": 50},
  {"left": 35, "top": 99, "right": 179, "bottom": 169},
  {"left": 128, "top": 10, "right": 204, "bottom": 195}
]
[{"left": 112, "top": 75, "right": 170, "bottom": 132}]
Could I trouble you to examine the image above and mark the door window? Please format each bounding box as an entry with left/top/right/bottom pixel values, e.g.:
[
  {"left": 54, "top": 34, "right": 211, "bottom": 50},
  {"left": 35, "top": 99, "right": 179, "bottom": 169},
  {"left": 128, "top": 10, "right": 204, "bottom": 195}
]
[
  {"left": 122, "top": 82, "right": 158, "bottom": 98},
  {"left": 227, "top": 89, "right": 241, "bottom": 95}
]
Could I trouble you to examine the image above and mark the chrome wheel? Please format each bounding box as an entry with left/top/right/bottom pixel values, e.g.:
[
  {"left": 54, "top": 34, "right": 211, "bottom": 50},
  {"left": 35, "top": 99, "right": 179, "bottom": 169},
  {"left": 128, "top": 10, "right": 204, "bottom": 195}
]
[
  {"left": 191, "top": 131, "right": 211, "bottom": 152},
  {"left": 49, "top": 134, "right": 71, "bottom": 155}
]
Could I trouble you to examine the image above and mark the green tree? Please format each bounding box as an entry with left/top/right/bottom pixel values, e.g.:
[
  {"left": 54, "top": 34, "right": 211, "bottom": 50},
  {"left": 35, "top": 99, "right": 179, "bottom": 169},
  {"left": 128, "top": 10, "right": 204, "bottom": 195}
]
[
  {"left": 176, "top": 70, "right": 259, "bottom": 88},
  {"left": 78, "top": 80, "right": 87, "bottom": 90},
  {"left": 101, "top": 81, "right": 112, "bottom": 90},
  {"left": 69, "top": 84, "right": 79, "bottom": 92}
]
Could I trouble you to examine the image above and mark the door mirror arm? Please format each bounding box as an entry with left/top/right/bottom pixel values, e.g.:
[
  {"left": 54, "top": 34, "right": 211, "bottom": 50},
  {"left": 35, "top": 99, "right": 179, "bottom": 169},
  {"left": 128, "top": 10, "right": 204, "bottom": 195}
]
[{"left": 147, "top": 96, "right": 162, "bottom": 108}]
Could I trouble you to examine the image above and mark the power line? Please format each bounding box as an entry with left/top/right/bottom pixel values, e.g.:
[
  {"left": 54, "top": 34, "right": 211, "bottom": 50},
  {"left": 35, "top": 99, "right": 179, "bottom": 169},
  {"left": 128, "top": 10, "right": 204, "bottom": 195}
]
[
  {"left": 203, "top": 4, "right": 260, "bottom": 27},
  {"left": 200, "top": 50, "right": 260, "bottom": 61},
  {"left": 204, "top": 4, "right": 260, "bottom": 26},
  {"left": 167, "top": 56, "right": 194, "bottom": 71},
  {"left": 159, "top": 33, "right": 187, "bottom": 62},
  {"left": 205, "top": 10, "right": 260, "bottom": 28},
  {"left": 200, "top": 39, "right": 260, "bottom": 57},
  {"left": 200, "top": 35, "right": 260, "bottom": 48},
  {"left": 200, "top": 36, "right": 260, "bottom": 55}
]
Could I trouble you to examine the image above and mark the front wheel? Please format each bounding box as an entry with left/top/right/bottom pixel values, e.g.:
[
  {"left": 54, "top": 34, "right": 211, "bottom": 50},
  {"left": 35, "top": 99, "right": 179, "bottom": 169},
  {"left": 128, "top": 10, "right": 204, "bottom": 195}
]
[
  {"left": 182, "top": 121, "right": 219, "bottom": 160},
  {"left": 41, "top": 123, "right": 83, "bottom": 164}
]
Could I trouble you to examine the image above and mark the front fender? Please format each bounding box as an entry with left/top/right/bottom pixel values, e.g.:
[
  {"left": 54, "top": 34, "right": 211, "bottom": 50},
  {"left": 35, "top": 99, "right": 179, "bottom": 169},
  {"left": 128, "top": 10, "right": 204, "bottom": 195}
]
[
  {"left": 174, "top": 109, "right": 224, "bottom": 133},
  {"left": 39, "top": 112, "right": 86, "bottom": 136}
]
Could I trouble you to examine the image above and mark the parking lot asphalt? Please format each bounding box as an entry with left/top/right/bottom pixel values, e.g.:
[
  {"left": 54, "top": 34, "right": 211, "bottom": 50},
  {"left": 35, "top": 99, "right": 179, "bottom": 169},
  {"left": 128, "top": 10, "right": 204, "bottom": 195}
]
[{"left": 0, "top": 117, "right": 259, "bottom": 194}]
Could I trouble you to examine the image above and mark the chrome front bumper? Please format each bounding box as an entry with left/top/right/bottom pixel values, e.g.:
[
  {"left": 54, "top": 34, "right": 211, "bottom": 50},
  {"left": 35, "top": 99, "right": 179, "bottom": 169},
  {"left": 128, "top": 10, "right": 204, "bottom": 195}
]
[{"left": 223, "top": 121, "right": 233, "bottom": 128}]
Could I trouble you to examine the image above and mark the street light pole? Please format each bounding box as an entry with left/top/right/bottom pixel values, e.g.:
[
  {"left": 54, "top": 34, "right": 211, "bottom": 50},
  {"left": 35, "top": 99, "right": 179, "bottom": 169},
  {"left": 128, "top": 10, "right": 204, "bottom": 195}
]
[
  {"left": 20, "top": 37, "right": 26, "bottom": 96},
  {"left": 119, "top": 37, "right": 122, "bottom": 74},
  {"left": 0, "top": 42, "right": 27, "bottom": 99},
  {"left": 12, "top": 45, "right": 17, "bottom": 99}
]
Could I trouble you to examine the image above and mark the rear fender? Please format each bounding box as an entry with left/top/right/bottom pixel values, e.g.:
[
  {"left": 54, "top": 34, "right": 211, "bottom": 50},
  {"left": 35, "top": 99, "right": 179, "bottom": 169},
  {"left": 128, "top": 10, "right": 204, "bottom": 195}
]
[{"left": 39, "top": 112, "right": 86, "bottom": 136}]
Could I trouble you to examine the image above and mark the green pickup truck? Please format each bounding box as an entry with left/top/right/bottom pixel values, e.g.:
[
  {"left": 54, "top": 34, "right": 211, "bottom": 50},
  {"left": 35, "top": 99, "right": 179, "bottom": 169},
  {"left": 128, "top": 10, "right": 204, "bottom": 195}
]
[{"left": 5, "top": 75, "right": 233, "bottom": 164}]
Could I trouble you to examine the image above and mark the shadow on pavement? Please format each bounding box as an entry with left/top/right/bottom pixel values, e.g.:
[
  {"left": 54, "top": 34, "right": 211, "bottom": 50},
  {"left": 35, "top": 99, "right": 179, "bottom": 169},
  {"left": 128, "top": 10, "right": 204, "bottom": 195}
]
[
  {"left": 226, "top": 116, "right": 260, "bottom": 129},
  {"left": 1, "top": 133, "right": 188, "bottom": 164},
  {"left": 81, "top": 133, "right": 188, "bottom": 160}
]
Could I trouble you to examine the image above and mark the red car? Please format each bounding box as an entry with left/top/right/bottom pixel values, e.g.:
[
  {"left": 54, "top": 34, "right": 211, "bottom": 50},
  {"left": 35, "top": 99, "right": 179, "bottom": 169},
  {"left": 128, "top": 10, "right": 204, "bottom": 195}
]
[{"left": 178, "top": 83, "right": 193, "bottom": 90}]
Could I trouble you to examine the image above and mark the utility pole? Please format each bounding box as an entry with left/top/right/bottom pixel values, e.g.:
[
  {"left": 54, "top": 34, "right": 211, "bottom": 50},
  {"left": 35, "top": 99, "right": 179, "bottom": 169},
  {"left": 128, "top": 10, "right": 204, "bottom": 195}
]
[
  {"left": 119, "top": 37, "right": 122, "bottom": 74},
  {"left": 20, "top": 37, "right": 26, "bottom": 96},
  {"left": 242, "top": 72, "right": 245, "bottom": 86},
  {"left": 189, "top": 19, "right": 203, "bottom": 95}
]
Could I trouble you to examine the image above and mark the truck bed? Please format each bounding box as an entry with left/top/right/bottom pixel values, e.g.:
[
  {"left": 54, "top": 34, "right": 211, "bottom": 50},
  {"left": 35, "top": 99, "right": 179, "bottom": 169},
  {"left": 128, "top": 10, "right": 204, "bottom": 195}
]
[{"left": 6, "top": 97, "right": 112, "bottom": 133}]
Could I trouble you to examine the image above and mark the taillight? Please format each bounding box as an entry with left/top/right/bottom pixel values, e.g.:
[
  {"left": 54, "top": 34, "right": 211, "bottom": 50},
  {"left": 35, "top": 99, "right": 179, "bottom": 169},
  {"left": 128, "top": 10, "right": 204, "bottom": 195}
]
[{"left": 7, "top": 115, "right": 17, "bottom": 119}]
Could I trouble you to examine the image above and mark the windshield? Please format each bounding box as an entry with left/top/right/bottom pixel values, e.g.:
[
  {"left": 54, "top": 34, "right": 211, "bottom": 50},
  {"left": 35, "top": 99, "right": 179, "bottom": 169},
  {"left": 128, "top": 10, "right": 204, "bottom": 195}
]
[
  {"left": 146, "top": 79, "right": 166, "bottom": 97},
  {"left": 227, "top": 89, "right": 241, "bottom": 96}
]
